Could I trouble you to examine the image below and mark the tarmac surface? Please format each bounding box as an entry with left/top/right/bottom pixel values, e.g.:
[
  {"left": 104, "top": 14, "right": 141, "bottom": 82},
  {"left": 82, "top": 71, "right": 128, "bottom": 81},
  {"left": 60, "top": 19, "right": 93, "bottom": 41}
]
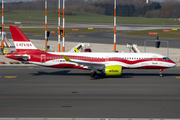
[
  {"left": 4, "top": 21, "right": 180, "bottom": 30},
  {"left": 0, "top": 66, "right": 180, "bottom": 118},
  {"left": 1, "top": 25, "right": 180, "bottom": 119}
]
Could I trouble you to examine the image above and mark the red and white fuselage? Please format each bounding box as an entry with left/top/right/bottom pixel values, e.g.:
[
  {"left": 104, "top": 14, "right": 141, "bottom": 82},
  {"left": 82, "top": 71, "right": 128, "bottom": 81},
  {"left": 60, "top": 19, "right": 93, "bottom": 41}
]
[
  {"left": 6, "top": 52, "right": 176, "bottom": 69},
  {"left": 6, "top": 26, "right": 176, "bottom": 77}
]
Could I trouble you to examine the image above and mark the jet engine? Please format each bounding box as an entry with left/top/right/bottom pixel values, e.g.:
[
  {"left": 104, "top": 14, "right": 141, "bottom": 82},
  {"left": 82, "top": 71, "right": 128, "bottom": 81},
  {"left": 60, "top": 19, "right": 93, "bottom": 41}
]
[{"left": 105, "top": 65, "right": 122, "bottom": 76}]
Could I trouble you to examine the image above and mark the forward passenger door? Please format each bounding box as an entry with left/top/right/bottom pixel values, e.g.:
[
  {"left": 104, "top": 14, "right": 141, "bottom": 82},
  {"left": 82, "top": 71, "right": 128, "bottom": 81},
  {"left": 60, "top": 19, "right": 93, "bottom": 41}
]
[{"left": 152, "top": 56, "right": 158, "bottom": 64}]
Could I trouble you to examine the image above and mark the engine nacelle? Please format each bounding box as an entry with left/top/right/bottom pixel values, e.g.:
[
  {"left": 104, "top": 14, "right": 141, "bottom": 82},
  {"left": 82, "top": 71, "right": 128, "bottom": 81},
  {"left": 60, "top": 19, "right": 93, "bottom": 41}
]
[{"left": 105, "top": 65, "right": 122, "bottom": 76}]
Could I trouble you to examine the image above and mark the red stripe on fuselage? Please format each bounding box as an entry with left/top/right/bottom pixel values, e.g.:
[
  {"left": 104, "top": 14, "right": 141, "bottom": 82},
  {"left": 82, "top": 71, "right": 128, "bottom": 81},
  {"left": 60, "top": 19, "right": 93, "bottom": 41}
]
[
  {"left": 48, "top": 64, "right": 75, "bottom": 68},
  {"left": 16, "top": 49, "right": 43, "bottom": 53},
  {"left": 6, "top": 52, "right": 175, "bottom": 68},
  {"left": 124, "top": 66, "right": 169, "bottom": 69},
  {"left": 43, "top": 54, "right": 175, "bottom": 64},
  {"left": 44, "top": 64, "right": 169, "bottom": 69}
]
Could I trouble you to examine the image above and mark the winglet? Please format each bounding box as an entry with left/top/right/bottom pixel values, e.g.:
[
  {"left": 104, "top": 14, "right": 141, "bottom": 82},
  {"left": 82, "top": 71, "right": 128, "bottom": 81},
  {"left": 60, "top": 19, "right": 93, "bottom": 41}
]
[
  {"left": 62, "top": 55, "right": 72, "bottom": 62},
  {"left": 74, "top": 47, "right": 80, "bottom": 52}
]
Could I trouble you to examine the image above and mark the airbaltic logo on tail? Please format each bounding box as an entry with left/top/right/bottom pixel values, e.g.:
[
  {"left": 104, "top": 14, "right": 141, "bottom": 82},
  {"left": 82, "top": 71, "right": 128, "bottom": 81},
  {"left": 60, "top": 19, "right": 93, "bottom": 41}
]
[{"left": 14, "top": 42, "right": 36, "bottom": 49}]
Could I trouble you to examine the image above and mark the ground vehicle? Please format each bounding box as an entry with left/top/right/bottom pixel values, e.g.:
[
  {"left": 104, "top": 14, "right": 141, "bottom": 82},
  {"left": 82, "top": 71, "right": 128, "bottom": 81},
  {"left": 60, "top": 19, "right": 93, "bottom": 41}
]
[{"left": 84, "top": 48, "right": 92, "bottom": 52}]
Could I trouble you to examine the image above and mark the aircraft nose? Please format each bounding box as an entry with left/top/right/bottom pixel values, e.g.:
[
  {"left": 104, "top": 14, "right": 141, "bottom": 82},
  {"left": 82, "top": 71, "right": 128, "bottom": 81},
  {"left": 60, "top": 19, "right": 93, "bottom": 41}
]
[
  {"left": 172, "top": 61, "right": 176, "bottom": 67},
  {"left": 173, "top": 63, "right": 177, "bottom": 67}
]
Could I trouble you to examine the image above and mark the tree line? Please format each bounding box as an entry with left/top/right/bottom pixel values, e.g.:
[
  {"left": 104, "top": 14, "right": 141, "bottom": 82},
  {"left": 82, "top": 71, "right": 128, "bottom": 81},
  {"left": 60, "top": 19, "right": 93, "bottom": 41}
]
[{"left": 1, "top": 0, "right": 180, "bottom": 18}]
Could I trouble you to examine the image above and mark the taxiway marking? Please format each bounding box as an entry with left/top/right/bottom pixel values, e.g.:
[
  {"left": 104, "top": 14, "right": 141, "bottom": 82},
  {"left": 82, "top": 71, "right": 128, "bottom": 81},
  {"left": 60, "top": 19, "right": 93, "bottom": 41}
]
[
  {"left": 5, "top": 76, "right": 17, "bottom": 78},
  {"left": 78, "top": 35, "right": 86, "bottom": 37}
]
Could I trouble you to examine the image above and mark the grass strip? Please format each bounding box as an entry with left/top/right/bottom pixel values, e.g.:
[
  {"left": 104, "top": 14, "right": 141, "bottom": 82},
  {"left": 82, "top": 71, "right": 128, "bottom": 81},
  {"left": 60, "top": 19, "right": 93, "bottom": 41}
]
[
  {"left": 0, "top": 10, "right": 179, "bottom": 25},
  {"left": 5, "top": 28, "right": 112, "bottom": 34}
]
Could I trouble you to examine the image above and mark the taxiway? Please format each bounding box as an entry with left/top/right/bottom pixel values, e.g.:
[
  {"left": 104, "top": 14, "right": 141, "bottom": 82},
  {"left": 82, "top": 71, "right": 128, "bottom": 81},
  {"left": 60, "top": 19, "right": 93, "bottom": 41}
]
[{"left": 0, "top": 66, "right": 180, "bottom": 118}]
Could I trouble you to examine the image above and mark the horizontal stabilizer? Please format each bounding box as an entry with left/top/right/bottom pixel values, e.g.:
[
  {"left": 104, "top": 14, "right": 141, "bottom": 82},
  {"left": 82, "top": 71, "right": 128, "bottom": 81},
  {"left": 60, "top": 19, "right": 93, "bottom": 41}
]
[{"left": 6, "top": 54, "right": 29, "bottom": 59}]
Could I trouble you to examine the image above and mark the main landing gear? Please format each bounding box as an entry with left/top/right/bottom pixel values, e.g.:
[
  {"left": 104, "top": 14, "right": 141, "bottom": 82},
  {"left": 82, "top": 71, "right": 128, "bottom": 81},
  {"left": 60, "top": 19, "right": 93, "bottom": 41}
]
[
  {"left": 90, "top": 70, "right": 97, "bottom": 78},
  {"left": 159, "top": 69, "right": 164, "bottom": 77}
]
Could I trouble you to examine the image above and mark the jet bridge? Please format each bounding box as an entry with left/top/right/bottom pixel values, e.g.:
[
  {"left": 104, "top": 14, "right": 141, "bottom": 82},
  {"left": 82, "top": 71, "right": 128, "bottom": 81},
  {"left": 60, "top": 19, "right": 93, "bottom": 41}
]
[{"left": 0, "top": 32, "right": 11, "bottom": 48}]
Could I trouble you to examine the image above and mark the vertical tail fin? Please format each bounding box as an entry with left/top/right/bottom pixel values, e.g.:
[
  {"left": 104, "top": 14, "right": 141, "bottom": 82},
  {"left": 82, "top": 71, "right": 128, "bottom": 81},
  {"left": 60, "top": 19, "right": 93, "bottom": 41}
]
[{"left": 9, "top": 25, "right": 41, "bottom": 52}]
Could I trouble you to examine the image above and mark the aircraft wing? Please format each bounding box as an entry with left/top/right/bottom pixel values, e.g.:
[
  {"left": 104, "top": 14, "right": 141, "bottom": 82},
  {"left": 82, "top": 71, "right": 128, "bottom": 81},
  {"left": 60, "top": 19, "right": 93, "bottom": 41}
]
[
  {"left": 62, "top": 55, "right": 105, "bottom": 66},
  {"left": 73, "top": 60, "right": 105, "bottom": 66}
]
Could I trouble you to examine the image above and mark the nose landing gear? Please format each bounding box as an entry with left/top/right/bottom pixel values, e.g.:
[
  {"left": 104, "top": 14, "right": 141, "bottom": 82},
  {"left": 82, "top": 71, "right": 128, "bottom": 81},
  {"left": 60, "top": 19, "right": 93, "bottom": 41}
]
[{"left": 159, "top": 69, "right": 164, "bottom": 77}]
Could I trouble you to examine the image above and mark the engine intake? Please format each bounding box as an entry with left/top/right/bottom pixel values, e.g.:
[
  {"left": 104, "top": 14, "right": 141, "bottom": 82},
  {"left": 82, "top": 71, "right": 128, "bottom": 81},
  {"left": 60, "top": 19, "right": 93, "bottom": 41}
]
[{"left": 105, "top": 65, "right": 122, "bottom": 76}]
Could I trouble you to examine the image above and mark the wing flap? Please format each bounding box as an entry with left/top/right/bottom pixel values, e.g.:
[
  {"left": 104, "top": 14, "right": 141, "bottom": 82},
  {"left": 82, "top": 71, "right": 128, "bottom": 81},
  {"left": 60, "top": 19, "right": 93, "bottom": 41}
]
[{"left": 74, "top": 61, "right": 105, "bottom": 66}]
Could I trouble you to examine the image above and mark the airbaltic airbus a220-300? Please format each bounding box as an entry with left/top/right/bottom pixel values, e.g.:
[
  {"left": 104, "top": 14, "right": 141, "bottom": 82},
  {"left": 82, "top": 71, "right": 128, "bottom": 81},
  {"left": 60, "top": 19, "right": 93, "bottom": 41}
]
[{"left": 6, "top": 25, "right": 176, "bottom": 77}]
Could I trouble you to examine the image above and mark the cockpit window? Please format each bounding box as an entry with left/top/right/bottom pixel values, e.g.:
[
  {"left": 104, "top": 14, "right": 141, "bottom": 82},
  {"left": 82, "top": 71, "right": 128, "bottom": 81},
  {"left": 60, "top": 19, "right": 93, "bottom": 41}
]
[
  {"left": 163, "top": 57, "right": 171, "bottom": 60},
  {"left": 167, "top": 57, "right": 171, "bottom": 60},
  {"left": 163, "top": 57, "right": 167, "bottom": 60}
]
